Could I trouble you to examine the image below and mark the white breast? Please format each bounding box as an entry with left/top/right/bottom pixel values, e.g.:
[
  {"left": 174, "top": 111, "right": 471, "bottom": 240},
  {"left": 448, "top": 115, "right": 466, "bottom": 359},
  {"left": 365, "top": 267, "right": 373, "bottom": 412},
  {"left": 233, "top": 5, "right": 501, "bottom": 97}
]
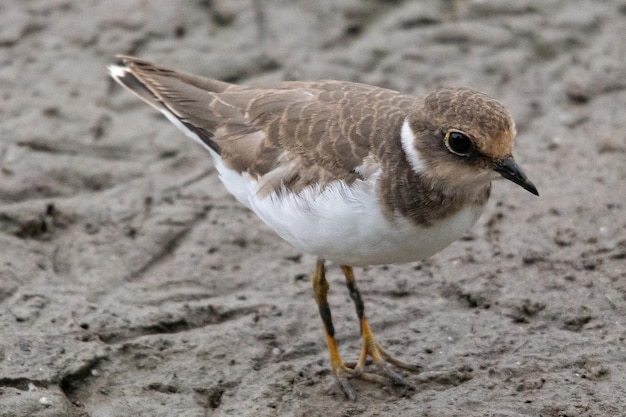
[
  {"left": 146, "top": 110, "right": 485, "bottom": 266},
  {"left": 213, "top": 155, "right": 485, "bottom": 267}
]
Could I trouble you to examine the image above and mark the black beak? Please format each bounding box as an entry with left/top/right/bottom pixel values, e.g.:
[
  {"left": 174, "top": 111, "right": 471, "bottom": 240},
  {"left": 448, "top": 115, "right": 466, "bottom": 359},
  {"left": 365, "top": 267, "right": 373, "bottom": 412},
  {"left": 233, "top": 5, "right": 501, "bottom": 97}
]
[{"left": 494, "top": 157, "right": 539, "bottom": 196}]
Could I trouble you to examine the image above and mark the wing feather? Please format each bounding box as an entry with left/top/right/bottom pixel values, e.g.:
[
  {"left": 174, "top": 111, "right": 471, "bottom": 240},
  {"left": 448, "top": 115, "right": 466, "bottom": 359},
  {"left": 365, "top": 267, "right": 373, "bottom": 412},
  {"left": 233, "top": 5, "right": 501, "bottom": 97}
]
[{"left": 110, "top": 57, "right": 414, "bottom": 195}]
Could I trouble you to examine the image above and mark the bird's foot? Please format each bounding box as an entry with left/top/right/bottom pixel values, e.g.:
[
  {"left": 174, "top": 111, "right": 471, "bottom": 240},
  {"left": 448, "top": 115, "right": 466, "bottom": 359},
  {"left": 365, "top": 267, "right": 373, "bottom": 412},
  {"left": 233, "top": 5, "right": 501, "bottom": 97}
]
[{"left": 331, "top": 341, "right": 421, "bottom": 401}]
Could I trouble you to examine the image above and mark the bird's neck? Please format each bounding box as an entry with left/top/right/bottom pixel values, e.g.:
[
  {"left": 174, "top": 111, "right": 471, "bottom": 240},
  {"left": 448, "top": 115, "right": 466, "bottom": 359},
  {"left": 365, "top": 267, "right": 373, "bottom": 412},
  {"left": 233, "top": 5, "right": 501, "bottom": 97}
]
[{"left": 378, "top": 167, "right": 491, "bottom": 227}]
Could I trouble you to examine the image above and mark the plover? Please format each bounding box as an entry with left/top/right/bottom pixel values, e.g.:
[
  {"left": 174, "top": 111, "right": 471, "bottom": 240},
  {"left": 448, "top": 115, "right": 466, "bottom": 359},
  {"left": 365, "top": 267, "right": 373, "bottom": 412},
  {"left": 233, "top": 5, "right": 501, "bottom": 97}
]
[{"left": 109, "top": 56, "right": 538, "bottom": 400}]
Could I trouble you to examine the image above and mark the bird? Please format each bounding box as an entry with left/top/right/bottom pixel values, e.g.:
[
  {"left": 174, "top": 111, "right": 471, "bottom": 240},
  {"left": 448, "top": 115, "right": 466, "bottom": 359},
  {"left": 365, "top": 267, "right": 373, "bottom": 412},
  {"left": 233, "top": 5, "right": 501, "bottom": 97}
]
[{"left": 108, "top": 56, "right": 538, "bottom": 401}]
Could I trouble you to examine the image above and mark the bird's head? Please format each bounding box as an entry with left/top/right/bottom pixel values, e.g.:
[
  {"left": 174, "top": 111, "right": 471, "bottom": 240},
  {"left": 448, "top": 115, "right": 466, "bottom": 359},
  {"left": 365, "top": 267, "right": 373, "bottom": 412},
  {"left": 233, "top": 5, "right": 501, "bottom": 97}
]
[{"left": 402, "top": 87, "right": 538, "bottom": 196}]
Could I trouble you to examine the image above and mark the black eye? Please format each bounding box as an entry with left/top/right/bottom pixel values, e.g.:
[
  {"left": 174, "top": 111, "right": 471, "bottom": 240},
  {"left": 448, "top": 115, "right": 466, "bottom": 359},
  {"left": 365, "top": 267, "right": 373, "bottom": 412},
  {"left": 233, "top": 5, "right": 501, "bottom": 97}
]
[{"left": 445, "top": 130, "right": 472, "bottom": 156}]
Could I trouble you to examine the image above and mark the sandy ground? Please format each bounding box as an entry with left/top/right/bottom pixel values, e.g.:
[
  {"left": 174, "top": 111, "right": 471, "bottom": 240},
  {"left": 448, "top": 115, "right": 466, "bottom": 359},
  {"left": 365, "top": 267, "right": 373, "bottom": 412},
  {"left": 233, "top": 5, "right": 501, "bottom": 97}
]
[{"left": 1, "top": 0, "right": 625, "bottom": 416}]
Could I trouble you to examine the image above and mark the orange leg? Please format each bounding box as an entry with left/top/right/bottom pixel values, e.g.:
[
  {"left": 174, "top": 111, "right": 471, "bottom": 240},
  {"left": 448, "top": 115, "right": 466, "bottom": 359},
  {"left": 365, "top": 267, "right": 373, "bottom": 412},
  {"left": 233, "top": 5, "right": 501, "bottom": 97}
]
[
  {"left": 341, "top": 265, "right": 421, "bottom": 382},
  {"left": 312, "top": 260, "right": 421, "bottom": 400},
  {"left": 312, "top": 259, "right": 356, "bottom": 400}
]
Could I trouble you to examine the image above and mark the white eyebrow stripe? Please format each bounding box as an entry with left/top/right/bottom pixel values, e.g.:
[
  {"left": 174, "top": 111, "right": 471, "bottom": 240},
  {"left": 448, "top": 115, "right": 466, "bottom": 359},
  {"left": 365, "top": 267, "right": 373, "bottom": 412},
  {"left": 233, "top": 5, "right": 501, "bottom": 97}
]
[{"left": 400, "top": 117, "right": 426, "bottom": 173}]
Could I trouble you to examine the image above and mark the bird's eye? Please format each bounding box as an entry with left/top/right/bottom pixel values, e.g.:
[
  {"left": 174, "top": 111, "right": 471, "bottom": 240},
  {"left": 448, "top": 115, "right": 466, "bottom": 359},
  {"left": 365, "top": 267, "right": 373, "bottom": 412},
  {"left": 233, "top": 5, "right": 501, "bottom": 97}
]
[{"left": 444, "top": 130, "right": 472, "bottom": 156}]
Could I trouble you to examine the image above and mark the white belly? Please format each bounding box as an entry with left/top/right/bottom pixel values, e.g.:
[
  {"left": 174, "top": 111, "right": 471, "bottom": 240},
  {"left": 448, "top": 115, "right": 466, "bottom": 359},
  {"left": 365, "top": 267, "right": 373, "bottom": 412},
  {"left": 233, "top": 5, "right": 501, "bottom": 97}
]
[
  {"left": 154, "top": 102, "right": 485, "bottom": 266},
  {"left": 213, "top": 154, "right": 485, "bottom": 267}
]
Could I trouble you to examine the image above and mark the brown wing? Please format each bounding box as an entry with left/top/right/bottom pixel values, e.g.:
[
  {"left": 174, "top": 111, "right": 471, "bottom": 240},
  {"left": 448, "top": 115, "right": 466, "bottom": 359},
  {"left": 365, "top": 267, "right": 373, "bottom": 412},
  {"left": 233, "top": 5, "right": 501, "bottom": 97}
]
[
  {"left": 111, "top": 56, "right": 240, "bottom": 153},
  {"left": 111, "top": 56, "right": 414, "bottom": 194}
]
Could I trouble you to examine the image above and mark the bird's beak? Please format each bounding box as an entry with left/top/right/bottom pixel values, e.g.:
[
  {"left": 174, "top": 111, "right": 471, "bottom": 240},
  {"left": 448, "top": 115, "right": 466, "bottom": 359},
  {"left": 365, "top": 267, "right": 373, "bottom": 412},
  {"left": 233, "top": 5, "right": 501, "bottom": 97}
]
[{"left": 494, "top": 157, "right": 539, "bottom": 196}]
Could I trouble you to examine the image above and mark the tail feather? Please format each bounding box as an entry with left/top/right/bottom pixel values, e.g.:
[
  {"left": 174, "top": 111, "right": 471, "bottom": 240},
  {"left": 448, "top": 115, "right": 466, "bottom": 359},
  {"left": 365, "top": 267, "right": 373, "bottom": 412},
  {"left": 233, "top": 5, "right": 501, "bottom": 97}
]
[
  {"left": 108, "top": 62, "right": 166, "bottom": 113},
  {"left": 108, "top": 56, "right": 227, "bottom": 154}
]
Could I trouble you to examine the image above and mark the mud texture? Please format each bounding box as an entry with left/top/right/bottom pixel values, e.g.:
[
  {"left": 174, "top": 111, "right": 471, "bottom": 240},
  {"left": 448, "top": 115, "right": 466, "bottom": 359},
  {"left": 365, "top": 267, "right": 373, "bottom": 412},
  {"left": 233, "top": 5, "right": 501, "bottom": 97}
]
[{"left": 1, "top": 1, "right": 625, "bottom": 416}]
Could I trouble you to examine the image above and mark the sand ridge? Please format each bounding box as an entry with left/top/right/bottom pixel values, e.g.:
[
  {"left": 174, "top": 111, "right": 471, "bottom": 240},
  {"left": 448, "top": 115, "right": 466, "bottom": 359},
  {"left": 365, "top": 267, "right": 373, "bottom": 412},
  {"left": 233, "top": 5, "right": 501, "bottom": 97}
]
[{"left": 1, "top": 1, "right": 625, "bottom": 416}]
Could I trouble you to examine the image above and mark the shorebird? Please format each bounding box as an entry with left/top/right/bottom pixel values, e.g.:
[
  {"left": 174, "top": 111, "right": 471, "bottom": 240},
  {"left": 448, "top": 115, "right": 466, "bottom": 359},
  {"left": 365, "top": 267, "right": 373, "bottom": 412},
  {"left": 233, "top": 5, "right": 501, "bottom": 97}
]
[{"left": 109, "top": 56, "right": 538, "bottom": 400}]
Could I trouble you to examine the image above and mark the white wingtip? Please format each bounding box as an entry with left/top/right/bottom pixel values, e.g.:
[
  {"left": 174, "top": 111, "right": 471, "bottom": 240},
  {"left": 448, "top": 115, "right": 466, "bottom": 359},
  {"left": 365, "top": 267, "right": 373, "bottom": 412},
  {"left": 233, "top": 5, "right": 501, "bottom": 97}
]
[{"left": 107, "top": 64, "right": 128, "bottom": 79}]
